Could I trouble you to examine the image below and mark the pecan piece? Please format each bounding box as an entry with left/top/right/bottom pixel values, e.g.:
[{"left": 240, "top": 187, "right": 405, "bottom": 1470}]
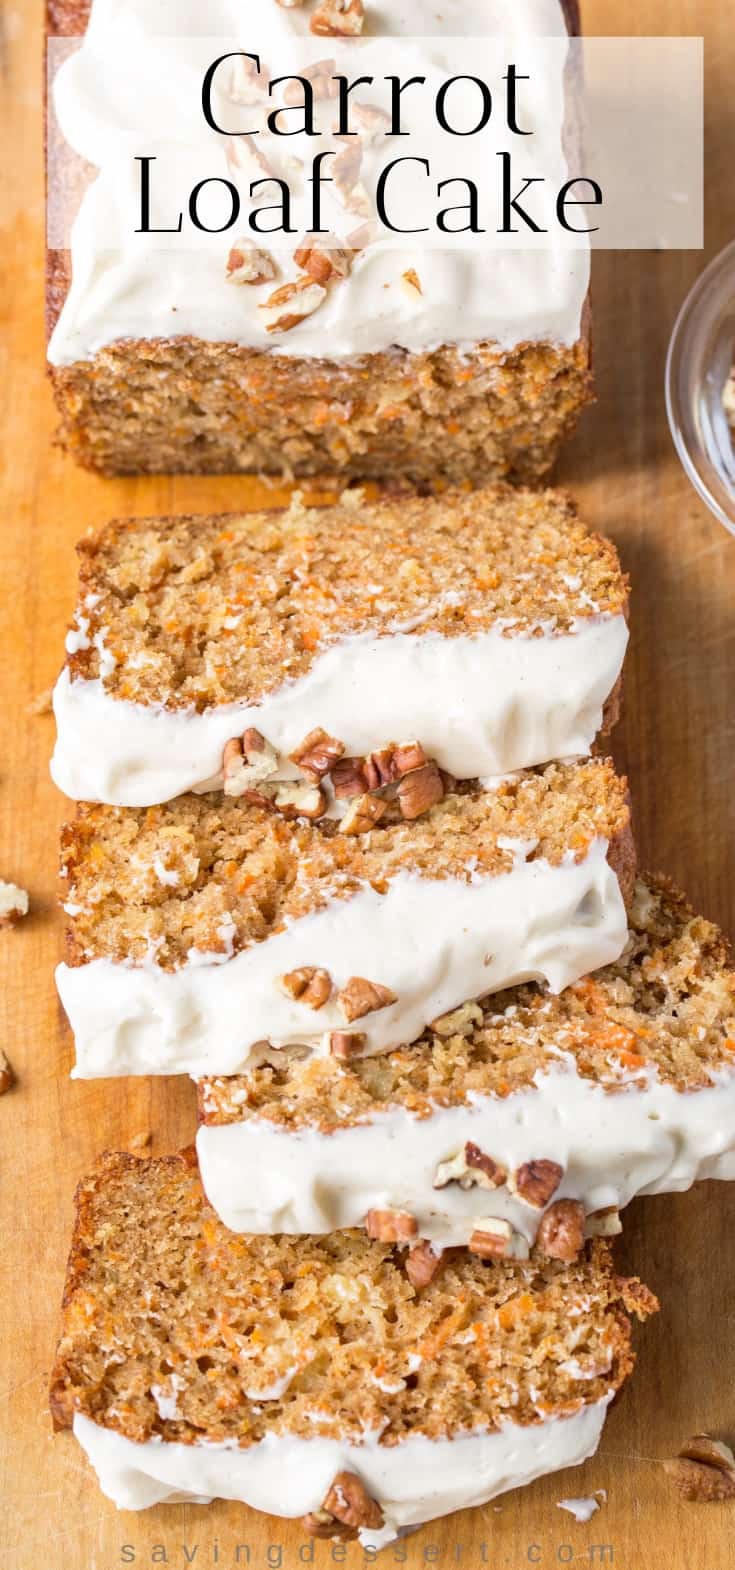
[
  {"left": 0, "top": 881, "right": 29, "bottom": 925},
  {"left": 664, "top": 1436, "right": 735, "bottom": 1501},
  {"left": 364, "top": 740, "right": 427, "bottom": 790},
  {"left": 302, "top": 1510, "right": 357, "bottom": 1542},
  {"left": 0, "top": 1051, "right": 15, "bottom": 1095},
  {"left": 260, "top": 277, "right": 327, "bottom": 333},
  {"left": 273, "top": 781, "right": 326, "bottom": 820},
  {"left": 339, "top": 793, "right": 388, "bottom": 834},
  {"left": 282, "top": 58, "right": 339, "bottom": 106},
  {"left": 226, "top": 239, "right": 277, "bottom": 286},
  {"left": 334, "top": 102, "right": 392, "bottom": 143},
  {"left": 536, "top": 1199, "right": 586, "bottom": 1262},
  {"left": 397, "top": 761, "right": 444, "bottom": 820},
  {"left": 337, "top": 976, "right": 397, "bottom": 1023},
  {"left": 289, "top": 726, "right": 345, "bottom": 781},
  {"left": 510, "top": 1159, "right": 564, "bottom": 1210},
  {"left": 332, "top": 143, "right": 371, "bottom": 216},
  {"left": 469, "top": 1219, "right": 530, "bottom": 1261},
  {"left": 327, "top": 1031, "right": 367, "bottom": 1061},
  {"left": 366, "top": 1209, "right": 418, "bottom": 1243},
  {"left": 277, "top": 967, "right": 332, "bottom": 1010},
  {"left": 405, "top": 1241, "right": 443, "bottom": 1289},
  {"left": 311, "top": 0, "right": 365, "bottom": 38},
  {"left": 332, "top": 756, "right": 369, "bottom": 799},
  {"left": 585, "top": 1205, "right": 623, "bottom": 1238},
  {"left": 434, "top": 1143, "right": 506, "bottom": 1192},
  {"left": 223, "top": 729, "right": 279, "bottom": 796},
  {"left": 293, "top": 233, "right": 353, "bottom": 286},
  {"left": 401, "top": 268, "right": 423, "bottom": 299},
  {"left": 323, "top": 1471, "right": 384, "bottom": 1531}
]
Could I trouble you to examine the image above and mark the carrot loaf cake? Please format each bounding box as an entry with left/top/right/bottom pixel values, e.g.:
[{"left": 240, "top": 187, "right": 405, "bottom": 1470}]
[
  {"left": 51, "top": 1151, "right": 655, "bottom": 1542},
  {"left": 56, "top": 759, "right": 634, "bottom": 1079},
  {"left": 46, "top": 0, "right": 592, "bottom": 483},
  {"left": 51, "top": 489, "right": 629, "bottom": 806},
  {"left": 198, "top": 876, "right": 735, "bottom": 1249}
]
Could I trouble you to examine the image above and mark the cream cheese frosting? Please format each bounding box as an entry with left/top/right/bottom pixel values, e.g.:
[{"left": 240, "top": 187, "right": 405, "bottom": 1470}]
[
  {"left": 47, "top": 0, "right": 590, "bottom": 366},
  {"left": 197, "top": 1060, "right": 735, "bottom": 1244},
  {"left": 73, "top": 1398, "right": 612, "bottom": 1544},
  {"left": 57, "top": 837, "right": 628, "bottom": 1079},
  {"left": 50, "top": 615, "right": 629, "bottom": 806}
]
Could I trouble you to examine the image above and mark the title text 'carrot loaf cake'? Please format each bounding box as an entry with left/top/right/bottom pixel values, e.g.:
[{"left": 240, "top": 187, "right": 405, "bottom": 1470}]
[
  {"left": 56, "top": 759, "right": 634, "bottom": 1079},
  {"left": 46, "top": 0, "right": 592, "bottom": 484},
  {"left": 51, "top": 1151, "right": 656, "bottom": 1543},
  {"left": 198, "top": 876, "right": 735, "bottom": 1249},
  {"left": 51, "top": 488, "right": 629, "bottom": 806}
]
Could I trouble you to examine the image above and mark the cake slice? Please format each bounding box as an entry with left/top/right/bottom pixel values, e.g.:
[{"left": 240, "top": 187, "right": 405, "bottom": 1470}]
[
  {"left": 198, "top": 876, "right": 735, "bottom": 1251},
  {"left": 56, "top": 758, "right": 634, "bottom": 1079},
  {"left": 51, "top": 1151, "right": 656, "bottom": 1544},
  {"left": 50, "top": 489, "right": 629, "bottom": 807}
]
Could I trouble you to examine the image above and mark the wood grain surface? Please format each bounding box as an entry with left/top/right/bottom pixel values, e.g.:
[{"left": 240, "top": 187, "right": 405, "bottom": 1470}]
[{"left": 1, "top": 2, "right": 734, "bottom": 1567}]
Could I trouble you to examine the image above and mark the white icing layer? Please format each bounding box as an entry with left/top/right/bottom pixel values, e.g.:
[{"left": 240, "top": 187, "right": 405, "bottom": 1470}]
[
  {"left": 57, "top": 838, "right": 627, "bottom": 1079},
  {"left": 48, "top": 0, "right": 589, "bottom": 366},
  {"left": 73, "top": 1399, "right": 611, "bottom": 1544},
  {"left": 197, "top": 1060, "right": 735, "bottom": 1243},
  {"left": 51, "top": 616, "right": 628, "bottom": 806}
]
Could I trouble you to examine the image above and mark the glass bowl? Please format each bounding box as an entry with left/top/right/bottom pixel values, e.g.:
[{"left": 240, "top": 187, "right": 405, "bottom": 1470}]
[{"left": 666, "top": 238, "right": 735, "bottom": 537}]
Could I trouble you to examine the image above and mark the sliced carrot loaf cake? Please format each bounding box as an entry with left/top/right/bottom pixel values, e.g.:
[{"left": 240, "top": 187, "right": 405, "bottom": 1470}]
[
  {"left": 198, "top": 876, "right": 735, "bottom": 1250},
  {"left": 56, "top": 759, "right": 634, "bottom": 1079},
  {"left": 51, "top": 1151, "right": 655, "bottom": 1542},
  {"left": 51, "top": 489, "right": 628, "bottom": 807},
  {"left": 46, "top": 0, "right": 592, "bottom": 484}
]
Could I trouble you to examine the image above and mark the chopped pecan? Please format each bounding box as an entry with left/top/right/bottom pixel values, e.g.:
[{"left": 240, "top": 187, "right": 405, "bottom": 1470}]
[
  {"left": 405, "top": 1240, "right": 443, "bottom": 1289},
  {"left": 434, "top": 1143, "right": 506, "bottom": 1192},
  {"left": 469, "top": 1219, "right": 530, "bottom": 1261},
  {"left": 293, "top": 233, "right": 353, "bottom": 286},
  {"left": 273, "top": 781, "right": 327, "bottom": 820},
  {"left": 332, "top": 144, "right": 371, "bottom": 216},
  {"left": 222, "top": 729, "right": 279, "bottom": 795},
  {"left": 260, "top": 277, "right": 327, "bottom": 333},
  {"left": 664, "top": 1436, "right": 735, "bottom": 1501},
  {"left": 311, "top": 0, "right": 364, "bottom": 37},
  {"left": 339, "top": 793, "right": 388, "bottom": 834},
  {"left": 337, "top": 976, "right": 397, "bottom": 1023},
  {"left": 366, "top": 1208, "right": 418, "bottom": 1243},
  {"left": 302, "top": 1510, "right": 357, "bottom": 1542},
  {"left": 364, "top": 740, "right": 426, "bottom": 790},
  {"left": 430, "top": 1001, "right": 483, "bottom": 1038},
  {"left": 323, "top": 1471, "right": 384, "bottom": 1531},
  {"left": 226, "top": 239, "right": 277, "bottom": 285},
  {"left": 346, "top": 221, "right": 377, "bottom": 251},
  {"left": 397, "top": 761, "right": 444, "bottom": 820},
  {"left": 536, "top": 1199, "right": 586, "bottom": 1262},
  {"left": 289, "top": 726, "right": 345, "bottom": 781},
  {"left": 282, "top": 58, "right": 339, "bottom": 106},
  {"left": 327, "top": 1031, "right": 367, "bottom": 1060},
  {"left": 0, "top": 1051, "right": 15, "bottom": 1095},
  {"left": 277, "top": 966, "right": 333, "bottom": 1010},
  {"left": 335, "top": 102, "right": 392, "bottom": 143},
  {"left": 585, "top": 1205, "right": 623, "bottom": 1238},
  {"left": 401, "top": 268, "right": 423, "bottom": 298},
  {"left": 227, "top": 55, "right": 269, "bottom": 104},
  {"left": 332, "top": 756, "right": 369, "bottom": 799},
  {"left": 225, "top": 132, "right": 274, "bottom": 179},
  {"left": 0, "top": 881, "right": 29, "bottom": 925},
  {"left": 510, "top": 1159, "right": 564, "bottom": 1210}
]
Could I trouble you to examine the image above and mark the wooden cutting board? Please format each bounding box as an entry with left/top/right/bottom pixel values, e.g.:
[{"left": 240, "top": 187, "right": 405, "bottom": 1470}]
[{"left": 1, "top": 2, "right": 733, "bottom": 1567}]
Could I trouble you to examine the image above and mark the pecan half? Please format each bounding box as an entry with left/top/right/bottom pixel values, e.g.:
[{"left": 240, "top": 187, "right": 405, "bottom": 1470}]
[
  {"left": 332, "top": 756, "right": 369, "bottom": 799},
  {"left": 327, "top": 1030, "right": 368, "bottom": 1060},
  {"left": 273, "top": 781, "right": 327, "bottom": 820},
  {"left": 397, "top": 761, "right": 444, "bottom": 820},
  {"left": 323, "top": 1471, "right": 384, "bottom": 1531},
  {"left": 536, "top": 1199, "right": 586, "bottom": 1262},
  {"left": 0, "top": 1051, "right": 15, "bottom": 1095},
  {"left": 293, "top": 234, "right": 353, "bottom": 286},
  {"left": 311, "top": 0, "right": 364, "bottom": 37},
  {"left": 665, "top": 1436, "right": 735, "bottom": 1501},
  {"left": 337, "top": 976, "right": 397, "bottom": 1023},
  {"left": 434, "top": 1143, "right": 506, "bottom": 1192},
  {"left": 366, "top": 1208, "right": 418, "bottom": 1243},
  {"left": 405, "top": 1240, "right": 443, "bottom": 1289},
  {"left": 340, "top": 793, "right": 388, "bottom": 834},
  {"left": 226, "top": 239, "right": 277, "bottom": 285},
  {"left": 222, "top": 729, "right": 279, "bottom": 796},
  {"left": 469, "top": 1219, "right": 530, "bottom": 1261},
  {"left": 277, "top": 966, "right": 332, "bottom": 1010},
  {"left": 289, "top": 727, "right": 345, "bottom": 781},
  {"left": 510, "top": 1159, "right": 564, "bottom": 1210},
  {"left": 260, "top": 277, "right": 327, "bottom": 333}
]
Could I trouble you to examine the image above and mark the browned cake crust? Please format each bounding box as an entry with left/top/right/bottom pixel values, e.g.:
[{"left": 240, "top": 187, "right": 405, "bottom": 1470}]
[
  {"left": 45, "top": 4, "right": 593, "bottom": 483},
  {"left": 50, "top": 1149, "right": 656, "bottom": 1442},
  {"left": 201, "top": 874, "right": 735, "bottom": 1132},
  {"left": 60, "top": 759, "right": 635, "bottom": 970}
]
